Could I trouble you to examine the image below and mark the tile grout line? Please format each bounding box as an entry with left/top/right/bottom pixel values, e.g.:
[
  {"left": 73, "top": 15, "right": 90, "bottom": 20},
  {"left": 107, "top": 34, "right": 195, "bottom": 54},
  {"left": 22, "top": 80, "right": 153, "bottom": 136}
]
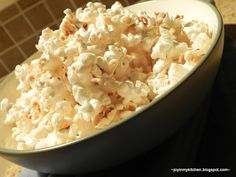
[
  {"left": 1, "top": 24, "right": 28, "bottom": 65},
  {"left": 17, "top": 45, "right": 29, "bottom": 60},
  {"left": 15, "top": 2, "right": 37, "bottom": 33},
  {"left": 0, "top": 0, "right": 118, "bottom": 68},
  {"left": 42, "top": 0, "right": 58, "bottom": 24},
  {"left": 0, "top": 32, "right": 37, "bottom": 56},
  {"left": 0, "top": 20, "right": 57, "bottom": 57},
  {"left": 14, "top": 2, "right": 37, "bottom": 59},
  {"left": 1, "top": 1, "right": 46, "bottom": 61},
  {"left": 1, "top": 0, "right": 43, "bottom": 26},
  {"left": 2, "top": 9, "right": 27, "bottom": 60},
  {"left": 69, "top": 0, "right": 78, "bottom": 10},
  {"left": 1, "top": 12, "right": 21, "bottom": 26},
  {"left": 0, "top": 57, "right": 10, "bottom": 72},
  {"left": 1, "top": 0, "right": 110, "bottom": 58},
  {"left": 0, "top": 45, "right": 17, "bottom": 56}
]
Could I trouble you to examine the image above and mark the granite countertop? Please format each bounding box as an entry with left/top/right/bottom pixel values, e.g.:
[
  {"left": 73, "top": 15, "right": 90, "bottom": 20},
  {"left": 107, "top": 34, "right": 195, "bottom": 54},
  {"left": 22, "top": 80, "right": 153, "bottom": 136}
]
[
  {"left": 215, "top": 0, "right": 236, "bottom": 24},
  {"left": 215, "top": 0, "right": 236, "bottom": 43}
]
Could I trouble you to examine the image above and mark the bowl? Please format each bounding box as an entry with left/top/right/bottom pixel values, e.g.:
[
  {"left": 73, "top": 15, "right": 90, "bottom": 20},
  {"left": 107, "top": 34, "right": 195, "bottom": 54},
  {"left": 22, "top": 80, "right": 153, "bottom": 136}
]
[{"left": 0, "top": 0, "right": 224, "bottom": 174}]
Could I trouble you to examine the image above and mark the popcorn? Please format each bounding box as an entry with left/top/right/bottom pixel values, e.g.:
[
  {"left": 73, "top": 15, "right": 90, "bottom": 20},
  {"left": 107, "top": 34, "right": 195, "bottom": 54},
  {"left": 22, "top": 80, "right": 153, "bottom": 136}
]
[
  {"left": 168, "top": 63, "right": 189, "bottom": 85},
  {"left": 0, "top": 1, "right": 212, "bottom": 150},
  {"left": 117, "top": 80, "right": 150, "bottom": 105},
  {"left": 151, "top": 34, "right": 188, "bottom": 60},
  {"left": 36, "top": 28, "right": 64, "bottom": 59},
  {"left": 192, "top": 32, "right": 211, "bottom": 54},
  {"left": 0, "top": 98, "right": 12, "bottom": 113}
]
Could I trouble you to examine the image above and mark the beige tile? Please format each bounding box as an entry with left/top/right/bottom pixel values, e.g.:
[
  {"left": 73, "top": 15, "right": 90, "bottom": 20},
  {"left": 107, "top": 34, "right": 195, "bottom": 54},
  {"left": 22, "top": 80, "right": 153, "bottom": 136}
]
[
  {"left": 18, "top": 0, "right": 38, "bottom": 9},
  {"left": 46, "top": 0, "right": 73, "bottom": 19},
  {"left": 20, "top": 36, "right": 38, "bottom": 57},
  {"left": 0, "top": 4, "right": 19, "bottom": 23},
  {"left": 1, "top": 47, "right": 25, "bottom": 71},
  {"left": 0, "top": 27, "right": 14, "bottom": 51},
  {"left": 26, "top": 3, "right": 53, "bottom": 30},
  {"left": 0, "top": 60, "right": 9, "bottom": 77},
  {"left": 5, "top": 15, "right": 33, "bottom": 42}
]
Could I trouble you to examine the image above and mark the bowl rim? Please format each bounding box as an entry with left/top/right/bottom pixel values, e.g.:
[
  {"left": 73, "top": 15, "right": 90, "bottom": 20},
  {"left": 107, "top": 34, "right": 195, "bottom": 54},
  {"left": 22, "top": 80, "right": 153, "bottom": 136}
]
[{"left": 0, "top": 0, "right": 223, "bottom": 154}]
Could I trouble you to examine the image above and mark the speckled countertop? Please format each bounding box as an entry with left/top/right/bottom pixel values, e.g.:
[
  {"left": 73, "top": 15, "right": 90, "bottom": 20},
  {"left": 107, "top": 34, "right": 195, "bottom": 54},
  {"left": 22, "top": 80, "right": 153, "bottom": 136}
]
[
  {"left": 215, "top": 0, "right": 236, "bottom": 43},
  {"left": 215, "top": 0, "right": 236, "bottom": 24}
]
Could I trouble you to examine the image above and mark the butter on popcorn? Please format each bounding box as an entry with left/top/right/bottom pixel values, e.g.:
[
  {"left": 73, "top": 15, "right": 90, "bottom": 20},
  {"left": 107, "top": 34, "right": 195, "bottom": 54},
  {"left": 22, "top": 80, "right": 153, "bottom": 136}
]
[{"left": 0, "top": 1, "right": 212, "bottom": 150}]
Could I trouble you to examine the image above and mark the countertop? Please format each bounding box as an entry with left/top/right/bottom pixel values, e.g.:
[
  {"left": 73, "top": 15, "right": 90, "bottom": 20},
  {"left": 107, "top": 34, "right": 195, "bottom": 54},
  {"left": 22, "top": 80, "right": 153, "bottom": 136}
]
[
  {"left": 215, "top": 0, "right": 236, "bottom": 24},
  {"left": 215, "top": 0, "right": 236, "bottom": 43}
]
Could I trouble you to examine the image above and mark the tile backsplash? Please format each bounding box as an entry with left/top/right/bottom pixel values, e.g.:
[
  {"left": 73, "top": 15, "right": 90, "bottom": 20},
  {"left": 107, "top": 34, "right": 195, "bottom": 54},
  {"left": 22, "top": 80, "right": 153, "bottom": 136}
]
[{"left": 0, "top": 0, "right": 136, "bottom": 77}]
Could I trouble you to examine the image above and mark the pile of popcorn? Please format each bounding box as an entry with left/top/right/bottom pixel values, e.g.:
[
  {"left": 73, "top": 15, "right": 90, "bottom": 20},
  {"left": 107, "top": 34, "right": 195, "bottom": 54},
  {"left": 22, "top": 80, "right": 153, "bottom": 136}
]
[{"left": 0, "top": 2, "right": 212, "bottom": 150}]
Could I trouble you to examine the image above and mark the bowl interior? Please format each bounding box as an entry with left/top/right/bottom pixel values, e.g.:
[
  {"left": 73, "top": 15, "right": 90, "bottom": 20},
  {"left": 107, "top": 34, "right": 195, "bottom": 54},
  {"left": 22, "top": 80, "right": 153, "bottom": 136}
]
[
  {"left": 0, "top": 52, "right": 41, "bottom": 149},
  {"left": 128, "top": 0, "right": 220, "bottom": 32},
  {"left": 0, "top": 0, "right": 222, "bottom": 152}
]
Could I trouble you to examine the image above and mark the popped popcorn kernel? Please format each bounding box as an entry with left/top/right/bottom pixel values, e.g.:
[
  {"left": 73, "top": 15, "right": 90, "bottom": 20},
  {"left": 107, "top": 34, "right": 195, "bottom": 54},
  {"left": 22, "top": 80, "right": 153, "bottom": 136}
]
[{"left": 0, "top": 1, "right": 212, "bottom": 150}]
